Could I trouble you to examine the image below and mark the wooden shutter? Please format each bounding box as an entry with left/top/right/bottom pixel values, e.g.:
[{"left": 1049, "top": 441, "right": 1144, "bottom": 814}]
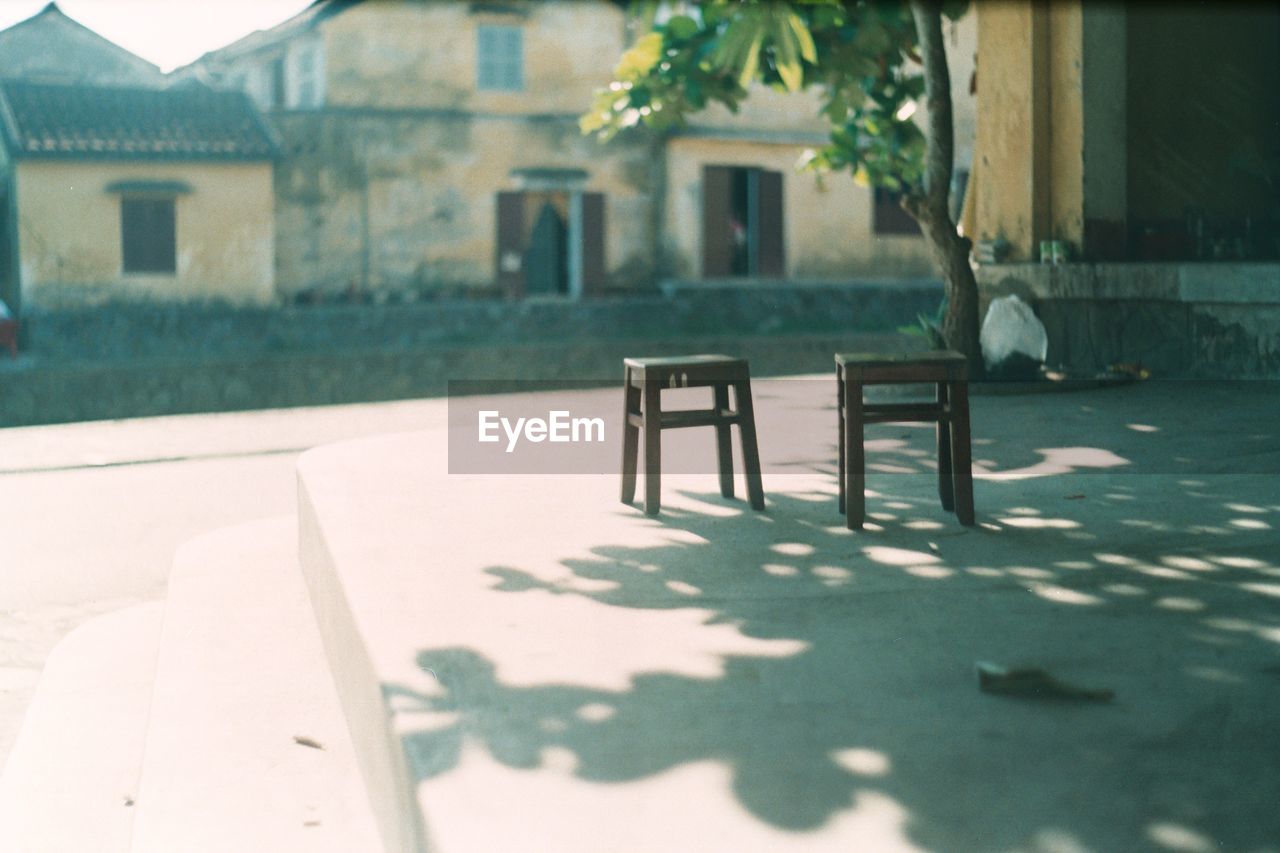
[
  {"left": 122, "top": 198, "right": 176, "bottom": 274},
  {"left": 702, "top": 165, "right": 732, "bottom": 278},
  {"left": 755, "top": 169, "right": 785, "bottom": 277},
  {"left": 580, "top": 192, "right": 605, "bottom": 295},
  {"left": 496, "top": 191, "right": 525, "bottom": 296}
]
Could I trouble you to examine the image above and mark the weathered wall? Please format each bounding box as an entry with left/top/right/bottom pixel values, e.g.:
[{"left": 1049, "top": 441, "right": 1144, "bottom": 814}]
[
  {"left": 973, "top": 1, "right": 1130, "bottom": 261},
  {"left": 972, "top": 1, "right": 1041, "bottom": 259},
  {"left": 254, "top": 0, "right": 657, "bottom": 296},
  {"left": 1, "top": 281, "right": 943, "bottom": 427},
  {"left": 0, "top": 330, "right": 917, "bottom": 429},
  {"left": 323, "top": 1, "right": 624, "bottom": 112},
  {"left": 1046, "top": 1, "right": 1084, "bottom": 249},
  {"left": 16, "top": 281, "right": 942, "bottom": 362},
  {"left": 977, "top": 263, "right": 1280, "bottom": 378},
  {"left": 271, "top": 111, "right": 659, "bottom": 296},
  {"left": 664, "top": 138, "right": 935, "bottom": 281},
  {"left": 202, "top": 0, "right": 979, "bottom": 295},
  {"left": 15, "top": 161, "right": 275, "bottom": 308}
]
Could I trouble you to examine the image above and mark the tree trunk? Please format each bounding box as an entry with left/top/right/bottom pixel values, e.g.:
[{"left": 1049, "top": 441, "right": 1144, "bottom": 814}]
[{"left": 906, "top": 0, "right": 982, "bottom": 374}]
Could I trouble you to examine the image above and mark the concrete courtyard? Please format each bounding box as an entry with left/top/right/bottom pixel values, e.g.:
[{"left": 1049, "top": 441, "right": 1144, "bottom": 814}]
[
  {"left": 2, "top": 375, "right": 1278, "bottom": 851},
  {"left": 302, "top": 375, "right": 1279, "bottom": 851}
]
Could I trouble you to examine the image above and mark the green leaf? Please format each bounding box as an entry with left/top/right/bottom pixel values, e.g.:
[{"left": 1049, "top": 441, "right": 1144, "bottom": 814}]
[
  {"left": 665, "top": 14, "right": 699, "bottom": 41},
  {"left": 786, "top": 10, "right": 818, "bottom": 64},
  {"left": 616, "top": 32, "right": 664, "bottom": 79},
  {"left": 737, "top": 29, "right": 765, "bottom": 88},
  {"left": 772, "top": 17, "right": 804, "bottom": 91}
]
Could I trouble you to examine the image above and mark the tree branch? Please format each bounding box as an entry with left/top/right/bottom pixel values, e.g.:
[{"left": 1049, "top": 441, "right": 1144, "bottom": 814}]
[{"left": 908, "top": 0, "right": 955, "bottom": 221}]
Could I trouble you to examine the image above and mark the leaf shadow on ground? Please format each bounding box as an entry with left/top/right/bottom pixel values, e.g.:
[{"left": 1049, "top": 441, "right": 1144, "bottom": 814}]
[{"left": 387, "top": 380, "right": 1280, "bottom": 851}]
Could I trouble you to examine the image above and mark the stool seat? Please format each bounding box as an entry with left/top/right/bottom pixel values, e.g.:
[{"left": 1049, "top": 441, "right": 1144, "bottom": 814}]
[
  {"left": 837, "top": 350, "right": 975, "bottom": 529},
  {"left": 624, "top": 355, "right": 750, "bottom": 387},
  {"left": 835, "top": 350, "right": 967, "bottom": 381},
  {"left": 621, "top": 355, "right": 764, "bottom": 516}
]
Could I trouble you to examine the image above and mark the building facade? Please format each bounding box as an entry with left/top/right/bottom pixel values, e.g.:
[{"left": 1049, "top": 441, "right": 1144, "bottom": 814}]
[
  {"left": 187, "top": 0, "right": 970, "bottom": 300},
  {"left": 0, "top": 81, "right": 278, "bottom": 312}
]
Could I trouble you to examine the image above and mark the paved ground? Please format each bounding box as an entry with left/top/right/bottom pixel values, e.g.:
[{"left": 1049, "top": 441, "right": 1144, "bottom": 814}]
[
  {"left": 300, "top": 377, "right": 1280, "bottom": 851},
  {"left": 0, "top": 398, "right": 450, "bottom": 764},
  {"left": 3, "top": 377, "right": 1279, "bottom": 851}
]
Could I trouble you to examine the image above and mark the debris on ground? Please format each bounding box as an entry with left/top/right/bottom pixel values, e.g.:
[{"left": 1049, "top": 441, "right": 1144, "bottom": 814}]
[
  {"left": 1105, "top": 362, "right": 1151, "bottom": 380},
  {"left": 976, "top": 662, "right": 1114, "bottom": 702},
  {"left": 293, "top": 735, "right": 326, "bottom": 750}
]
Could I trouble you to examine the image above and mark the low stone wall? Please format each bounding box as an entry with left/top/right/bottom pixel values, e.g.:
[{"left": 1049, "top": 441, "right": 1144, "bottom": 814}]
[
  {"left": 0, "top": 281, "right": 943, "bottom": 427},
  {"left": 977, "top": 263, "right": 1280, "bottom": 379},
  {"left": 0, "top": 332, "right": 915, "bottom": 428},
  {"left": 16, "top": 280, "right": 942, "bottom": 363}
]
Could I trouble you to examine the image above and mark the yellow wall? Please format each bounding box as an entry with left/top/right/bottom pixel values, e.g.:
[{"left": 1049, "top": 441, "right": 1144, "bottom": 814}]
[
  {"left": 972, "top": 1, "right": 1101, "bottom": 260},
  {"left": 270, "top": 111, "right": 657, "bottom": 294},
  {"left": 323, "top": 1, "right": 626, "bottom": 113},
  {"left": 664, "top": 139, "right": 935, "bottom": 280},
  {"left": 16, "top": 161, "right": 275, "bottom": 307},
  {"left": 972, "top": 1, "right": 1042, "bottom": 259}
]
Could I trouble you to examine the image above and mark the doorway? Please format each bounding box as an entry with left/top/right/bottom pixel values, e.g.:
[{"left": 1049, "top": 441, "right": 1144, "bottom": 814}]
[
  {"left": 702, "top": 165, "right": 785, "bottom": 278},
  {"left": 496, "top": 189, "right": 605, "bottom": 298}
]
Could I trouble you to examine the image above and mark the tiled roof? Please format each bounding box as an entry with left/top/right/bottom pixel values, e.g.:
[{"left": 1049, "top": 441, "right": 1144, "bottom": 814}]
[
  {"left": 0, "top": 80, "right": 278, "bottom": 161},
  {"left": 181, "top": 0, "right": 362, "bottom": 70}
]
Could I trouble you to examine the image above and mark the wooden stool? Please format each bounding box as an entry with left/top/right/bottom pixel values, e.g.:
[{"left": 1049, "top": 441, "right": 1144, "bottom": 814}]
[
  {"left": 621, "top": 355, "right": 765, "bottom": 516},
  {"left": 836, "top": 351, "right": 975, "bottom": 529}
]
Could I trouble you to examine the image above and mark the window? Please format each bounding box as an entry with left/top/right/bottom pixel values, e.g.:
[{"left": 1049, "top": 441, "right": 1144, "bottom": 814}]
[
  {"left": 477, "top": 25, "right": 523, "bottom": 91},
  {"left": 121, "top": 198, "right": 176, "bottom": 274},
  {"left": 872, "top": 187, "right": 921, "bottom": 236},
  {"left": 288, "top": 42, "right": 325, "bottom": 109}
]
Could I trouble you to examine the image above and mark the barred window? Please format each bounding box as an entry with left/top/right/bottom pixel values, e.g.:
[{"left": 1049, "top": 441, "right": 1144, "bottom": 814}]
[{"left": 477, "top": 25, "right": 523, "bottom": 92}]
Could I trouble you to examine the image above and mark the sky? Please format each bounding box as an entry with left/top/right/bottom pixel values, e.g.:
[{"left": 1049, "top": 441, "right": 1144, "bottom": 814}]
[{"left": 0, "top": 0, "right": 315, "bottom": 71}]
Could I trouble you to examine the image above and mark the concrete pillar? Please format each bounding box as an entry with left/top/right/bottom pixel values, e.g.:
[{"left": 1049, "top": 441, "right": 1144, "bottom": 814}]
[
  {"left": 1079, "top": 3, "right": 1127, "bottom": 260},
  {"left": 973, "top": 1, "right": 1127, "bottom": 261}
]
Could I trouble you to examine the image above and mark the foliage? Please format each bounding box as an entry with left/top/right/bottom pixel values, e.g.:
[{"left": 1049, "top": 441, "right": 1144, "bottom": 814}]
[
  {"left": 897, "top": 297, "right": 948, "bottom": 349},
  {"left": 582, "top": 0, "right": 967, "bottom": 195}
]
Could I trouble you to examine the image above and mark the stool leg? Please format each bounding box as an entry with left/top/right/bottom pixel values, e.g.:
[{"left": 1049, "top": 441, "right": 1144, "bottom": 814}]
[
  {"left": 733, "top": 379, "right": 766, "bottom": 511},
  {"left": 621, "top": 367, "right": 640, "bottom": 505},
  {"left": 837, "top": 369, "right": 846, "bottom": 514},
  {"left": 713, "top": 383, "right": 734, "bottom": 498},
  {"left": 844, "top": 380, "right": 865, "bottom": 530},
  {"left": 936, "top": 381, "right": 955, "bottom": 512},
  {"left": 643, "top": 380, "right": 662, "bottom": 515},
  {"left": 949, "top": 380, "right": 976, "bottom": 526}
]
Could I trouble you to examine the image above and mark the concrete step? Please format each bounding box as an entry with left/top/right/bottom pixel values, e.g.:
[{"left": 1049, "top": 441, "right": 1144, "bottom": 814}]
[
  {"left": 130, "top": 517, "right": 380, "bottom": 852},
  {"left": 297, "top": 421, "right": 860, "bottom": 852},
  {"left": 0, "top": 601, "right": 163, "bottom": 853}
]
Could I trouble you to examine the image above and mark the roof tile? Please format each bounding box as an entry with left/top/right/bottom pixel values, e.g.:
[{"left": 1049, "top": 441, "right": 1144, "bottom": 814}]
[{"left": 0, "top": 79, "right": 277, "bottom": 161}]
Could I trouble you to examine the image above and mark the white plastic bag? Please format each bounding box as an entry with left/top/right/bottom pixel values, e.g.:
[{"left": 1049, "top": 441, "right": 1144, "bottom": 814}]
[{"left": 980, "top": 294, "right": 1047, "bottom": 373}]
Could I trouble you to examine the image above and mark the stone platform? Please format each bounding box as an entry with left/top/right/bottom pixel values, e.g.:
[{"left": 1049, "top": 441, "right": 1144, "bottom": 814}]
[
  {"left": 4, "top": 376, "right": 1279, "bottom": 851},
  {"left": 298, "top": 378, "right": 1280, "bottom": 851}
]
